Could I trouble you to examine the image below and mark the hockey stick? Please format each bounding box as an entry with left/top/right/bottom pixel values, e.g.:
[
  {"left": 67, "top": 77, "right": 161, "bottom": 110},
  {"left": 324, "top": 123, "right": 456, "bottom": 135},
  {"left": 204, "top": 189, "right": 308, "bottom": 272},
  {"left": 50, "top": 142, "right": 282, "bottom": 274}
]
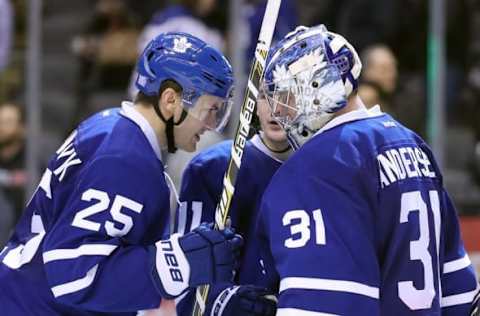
[{"left": 191, "top": 1, "right": 282, "bottom": 315}]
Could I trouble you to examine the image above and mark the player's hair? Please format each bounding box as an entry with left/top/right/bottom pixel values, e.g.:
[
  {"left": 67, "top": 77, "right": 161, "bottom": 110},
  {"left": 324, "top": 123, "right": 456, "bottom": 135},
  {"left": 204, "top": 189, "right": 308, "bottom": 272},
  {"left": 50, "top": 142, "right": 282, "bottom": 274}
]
[{"left": 134, "top": 80, "right": 182, "bottom": 107}]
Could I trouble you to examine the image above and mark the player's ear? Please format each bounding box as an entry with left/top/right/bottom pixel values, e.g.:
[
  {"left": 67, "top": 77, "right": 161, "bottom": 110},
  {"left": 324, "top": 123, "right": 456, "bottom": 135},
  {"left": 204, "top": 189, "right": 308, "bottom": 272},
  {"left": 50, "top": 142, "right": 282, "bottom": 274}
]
[{"left": 158, "top": 87, "right": 181, "bottom": 119}]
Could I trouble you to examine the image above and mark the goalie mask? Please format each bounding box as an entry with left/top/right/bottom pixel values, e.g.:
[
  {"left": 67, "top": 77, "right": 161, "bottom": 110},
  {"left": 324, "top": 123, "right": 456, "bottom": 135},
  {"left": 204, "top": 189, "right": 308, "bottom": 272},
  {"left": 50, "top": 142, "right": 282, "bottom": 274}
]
[{"left": 263, "top": 25, "right": 362, "bottom": 150}]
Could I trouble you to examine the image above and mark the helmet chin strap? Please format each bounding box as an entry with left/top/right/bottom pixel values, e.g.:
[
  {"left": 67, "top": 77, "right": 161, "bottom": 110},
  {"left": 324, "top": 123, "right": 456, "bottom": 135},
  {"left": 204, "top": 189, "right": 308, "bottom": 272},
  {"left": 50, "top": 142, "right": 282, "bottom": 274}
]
[{"left": 153, "top": 104, "right": 189, "bottom": 153}]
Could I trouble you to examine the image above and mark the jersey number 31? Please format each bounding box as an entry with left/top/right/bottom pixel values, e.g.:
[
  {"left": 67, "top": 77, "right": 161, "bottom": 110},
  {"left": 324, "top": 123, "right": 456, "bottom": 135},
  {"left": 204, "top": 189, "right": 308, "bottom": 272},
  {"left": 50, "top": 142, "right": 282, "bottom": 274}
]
[{"left": 282, "top": 190, "right": 441, "bottom": 311}]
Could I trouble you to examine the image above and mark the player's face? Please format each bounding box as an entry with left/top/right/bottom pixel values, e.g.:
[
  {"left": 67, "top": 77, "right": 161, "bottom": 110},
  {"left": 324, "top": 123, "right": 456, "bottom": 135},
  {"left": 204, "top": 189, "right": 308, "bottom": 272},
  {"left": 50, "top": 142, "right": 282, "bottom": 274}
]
[
  {"left": 268, "top": 90, "right": 298, "bottom": 128},
  {"left": 186, "top": 94, "right": 231, "bottom": 131},
  {"left": 173, "top": 113, "right": 206, "bottom": 152},
  {"left": 257, "top": 96, "right": 288, "bottom": 145},
  {"left": 174, "top": 95, "right": 228, "bottom": 152}
]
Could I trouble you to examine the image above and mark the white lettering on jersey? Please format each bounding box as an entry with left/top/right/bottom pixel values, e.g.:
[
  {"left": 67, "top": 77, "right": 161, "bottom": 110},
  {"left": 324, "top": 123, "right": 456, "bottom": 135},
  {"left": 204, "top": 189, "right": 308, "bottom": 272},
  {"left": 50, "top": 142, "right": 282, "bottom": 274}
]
[
  {"left": 54, "top": 130, "right": 82, "bottom": 181},
  {"left": 39, "top": 169, "right": 53, "bottom": 199},
  {"left": 377, "top": 146, "right": 436, "bottom": 188}
]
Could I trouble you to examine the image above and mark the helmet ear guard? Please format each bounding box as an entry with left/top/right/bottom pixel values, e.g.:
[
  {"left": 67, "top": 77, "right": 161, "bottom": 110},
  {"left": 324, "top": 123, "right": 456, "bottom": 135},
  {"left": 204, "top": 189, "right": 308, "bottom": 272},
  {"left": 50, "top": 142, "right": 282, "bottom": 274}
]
[{"left": 263, "top": 24, "right": 362, "bottom": 150}]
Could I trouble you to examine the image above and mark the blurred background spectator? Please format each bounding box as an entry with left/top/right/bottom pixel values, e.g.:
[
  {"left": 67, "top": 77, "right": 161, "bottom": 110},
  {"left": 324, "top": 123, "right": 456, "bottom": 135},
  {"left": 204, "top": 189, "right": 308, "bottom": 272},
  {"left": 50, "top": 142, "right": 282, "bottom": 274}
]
[
  {"left": 0, "top": 0, "right": 14, "bottom": 102},
  {"left": 0, "top": 101, "right": 26, "bottom": 246},
  {"left": 125, "top": 0, "right": 165, "bottom": 26},
  {"left": 70, "top": 0, "right": 140, "bottom": 127},
  {"left": 0, "top": 189, "right": 14, "bottom": 247},
  {"left": 358, "top": 44, "right": 398, "bottom": 112}
]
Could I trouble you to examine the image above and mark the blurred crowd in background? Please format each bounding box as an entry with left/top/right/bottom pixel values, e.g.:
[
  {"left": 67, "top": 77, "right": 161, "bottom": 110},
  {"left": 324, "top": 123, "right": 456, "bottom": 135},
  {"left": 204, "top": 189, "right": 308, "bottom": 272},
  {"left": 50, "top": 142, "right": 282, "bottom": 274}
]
[{"left": 1, "top": 0, "right": 480, "bottom": 248}]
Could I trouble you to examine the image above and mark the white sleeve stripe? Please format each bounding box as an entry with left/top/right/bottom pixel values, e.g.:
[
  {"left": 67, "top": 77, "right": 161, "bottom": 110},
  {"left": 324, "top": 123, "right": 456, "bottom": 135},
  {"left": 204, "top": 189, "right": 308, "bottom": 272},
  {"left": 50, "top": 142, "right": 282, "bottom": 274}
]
[
  {"left": 443, "top": 254, "right": 471, "bottom": 274},
  {"left": 51, "top": 264, "right": 98, "bottom": 297},
  {"left": 43, "top": 244, "right": 117, "bottom": 263},
  {"left": 441, "top": 285, "right": 480, "bottom": 307},
  {"left": 280, "top": 277, "right": 379, "bottom": 299},
  {"left": 277, "top": 308, "right": 339, "bottom": 316}
]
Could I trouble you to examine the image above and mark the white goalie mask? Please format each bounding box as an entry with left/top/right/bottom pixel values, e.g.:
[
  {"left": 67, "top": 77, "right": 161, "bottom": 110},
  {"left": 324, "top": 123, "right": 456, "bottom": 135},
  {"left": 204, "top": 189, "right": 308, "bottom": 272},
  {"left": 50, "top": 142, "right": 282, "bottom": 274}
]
[{"left": 263, "top": 25, "right": 362, "bottom": 150}]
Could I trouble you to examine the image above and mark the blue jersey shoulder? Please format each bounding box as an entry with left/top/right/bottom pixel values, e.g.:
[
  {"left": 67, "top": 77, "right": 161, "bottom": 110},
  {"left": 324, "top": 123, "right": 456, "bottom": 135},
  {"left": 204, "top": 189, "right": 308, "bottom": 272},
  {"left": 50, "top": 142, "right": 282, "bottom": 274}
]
[{"left": 76, "top": 108, "right": 163, "bottom": 172}]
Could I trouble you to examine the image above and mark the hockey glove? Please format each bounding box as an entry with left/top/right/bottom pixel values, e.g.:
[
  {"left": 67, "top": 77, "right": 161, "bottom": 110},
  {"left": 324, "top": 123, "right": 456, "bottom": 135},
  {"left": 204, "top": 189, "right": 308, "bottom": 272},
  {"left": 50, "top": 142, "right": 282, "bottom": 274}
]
[
  {"left": 206, "top": 285, "right": 277, "bottom": 316},
  {"left": 150, "top": 223, "right": 243, "bottom": 299},
  {"left": 471, "top": 287, "right": 480, "bottom": 316}
]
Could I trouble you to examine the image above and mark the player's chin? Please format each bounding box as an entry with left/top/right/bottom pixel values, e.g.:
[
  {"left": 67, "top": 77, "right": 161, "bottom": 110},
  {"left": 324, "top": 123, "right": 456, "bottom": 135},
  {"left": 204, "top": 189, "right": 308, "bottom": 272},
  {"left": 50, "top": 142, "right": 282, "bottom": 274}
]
[
  {"left": 183, "top": 143, "right": 196, "bottom": 152},
  {"left": 186, "top": 138, "right": 199, "bottom": 152},
  {"left": 266, "top": 127, "right": 287, "bottom": 142},
  {"left": 175, "top": 139, "right": 197, "bottom": 153}
]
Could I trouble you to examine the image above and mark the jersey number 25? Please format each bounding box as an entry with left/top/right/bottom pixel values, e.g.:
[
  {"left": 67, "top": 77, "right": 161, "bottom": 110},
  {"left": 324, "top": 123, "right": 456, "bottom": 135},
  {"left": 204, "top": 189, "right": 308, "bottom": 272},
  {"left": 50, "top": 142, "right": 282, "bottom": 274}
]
[{"left": 72, "top": 188, "right": 143, "bottom": 237}]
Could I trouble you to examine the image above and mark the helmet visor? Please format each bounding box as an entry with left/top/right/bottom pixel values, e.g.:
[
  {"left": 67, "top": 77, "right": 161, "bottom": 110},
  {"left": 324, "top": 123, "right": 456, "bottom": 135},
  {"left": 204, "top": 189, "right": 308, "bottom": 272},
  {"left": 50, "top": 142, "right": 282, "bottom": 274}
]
[{"left": 182, "top": 92, "right": 233, "bottom": 132}]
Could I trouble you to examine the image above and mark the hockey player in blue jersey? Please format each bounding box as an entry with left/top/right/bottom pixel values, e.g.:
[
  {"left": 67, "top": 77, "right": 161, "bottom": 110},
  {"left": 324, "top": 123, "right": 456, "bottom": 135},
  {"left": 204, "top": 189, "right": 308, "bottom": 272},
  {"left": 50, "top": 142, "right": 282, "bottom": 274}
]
[
  {"left": 172, "top": 92, "right": 291, "bottom": 316},
  {"left": 0, "top": 32, "right": 243, "bottom": 315},
  {"left": 256, "top": 25, "right": 479, "bottom": 315}
]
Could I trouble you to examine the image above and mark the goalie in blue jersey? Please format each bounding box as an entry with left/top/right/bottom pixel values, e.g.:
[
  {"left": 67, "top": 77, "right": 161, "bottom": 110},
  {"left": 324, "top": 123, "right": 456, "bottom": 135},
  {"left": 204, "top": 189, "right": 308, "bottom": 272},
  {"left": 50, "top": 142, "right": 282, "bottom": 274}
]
[
  {"left": 172, "top": 92, "right": 291, "bottom": 316},
  {"left": 256, "top": 25, "right": 479, "bottom": 316},
  {"left": 0, "top": 32, "right": 243, "bottom": 315}
]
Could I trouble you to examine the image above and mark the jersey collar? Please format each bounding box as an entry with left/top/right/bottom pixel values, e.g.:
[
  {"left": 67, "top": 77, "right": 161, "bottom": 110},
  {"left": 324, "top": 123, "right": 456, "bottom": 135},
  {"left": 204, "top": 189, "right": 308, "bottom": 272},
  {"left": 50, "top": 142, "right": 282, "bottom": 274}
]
[
  {"left": 120, "top": 101, "right": 163, "bottom": 161},
  {"left": 250, "top": 134, "right": 290, "bottom": 163},
  {"left": 315, "top": 104, "right": 384, "bottom": 136}
]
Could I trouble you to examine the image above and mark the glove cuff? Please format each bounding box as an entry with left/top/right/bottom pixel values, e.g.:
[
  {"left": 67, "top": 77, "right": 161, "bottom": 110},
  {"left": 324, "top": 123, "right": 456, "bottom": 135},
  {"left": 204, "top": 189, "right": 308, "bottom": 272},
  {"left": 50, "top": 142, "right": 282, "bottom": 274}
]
[{"left": 154, "top": 233, "right": 191, "bottom": 298}]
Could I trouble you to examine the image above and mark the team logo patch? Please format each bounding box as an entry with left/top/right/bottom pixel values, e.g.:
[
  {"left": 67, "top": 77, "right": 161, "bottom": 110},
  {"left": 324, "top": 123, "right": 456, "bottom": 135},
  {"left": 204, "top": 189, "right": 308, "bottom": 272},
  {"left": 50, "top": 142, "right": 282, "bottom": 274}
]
[{"left": 173, "top": 36, "right": 192, "bottom": 53}]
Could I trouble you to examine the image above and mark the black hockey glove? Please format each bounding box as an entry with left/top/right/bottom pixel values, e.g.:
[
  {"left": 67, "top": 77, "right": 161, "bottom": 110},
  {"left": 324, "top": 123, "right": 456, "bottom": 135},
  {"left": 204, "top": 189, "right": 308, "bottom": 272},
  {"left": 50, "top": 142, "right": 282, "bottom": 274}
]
[{"left": 206, "top": 284, "right": 277, "bottom": 316}]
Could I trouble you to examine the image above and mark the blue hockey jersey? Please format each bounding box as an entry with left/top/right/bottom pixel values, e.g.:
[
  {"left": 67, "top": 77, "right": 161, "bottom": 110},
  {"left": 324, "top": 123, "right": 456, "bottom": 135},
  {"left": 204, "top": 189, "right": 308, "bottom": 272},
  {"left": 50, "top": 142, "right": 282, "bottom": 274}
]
[
  {"left": 174, "top": 134, "right": 287, "bottom": 314},
  {"left": 0, "top": 102, "right": 171, "bottom": 315},
  {"left": 257, "top": 105, "right": 479, "bottom": 316}
]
